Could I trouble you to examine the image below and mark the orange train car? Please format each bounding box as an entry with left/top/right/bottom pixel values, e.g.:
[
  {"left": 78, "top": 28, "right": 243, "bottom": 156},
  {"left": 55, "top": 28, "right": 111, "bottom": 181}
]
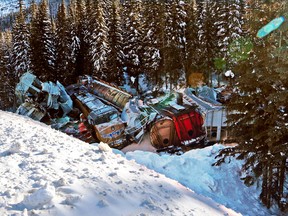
[{"left": 149, "top": 117, "right": 180, "bottom": 150}]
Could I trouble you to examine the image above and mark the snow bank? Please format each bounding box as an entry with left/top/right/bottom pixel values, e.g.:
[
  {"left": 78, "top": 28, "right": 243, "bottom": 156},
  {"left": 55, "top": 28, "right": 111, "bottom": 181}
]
[{"left": 126, "top": 145, "right": 273, "bottom": 216}]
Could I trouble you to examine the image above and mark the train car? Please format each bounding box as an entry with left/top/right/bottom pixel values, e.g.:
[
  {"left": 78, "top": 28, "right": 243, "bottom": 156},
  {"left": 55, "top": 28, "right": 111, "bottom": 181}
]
[
  {"left": 80, "top": 76, "right": 132, "bottom": 110},
  {"left": 149, "top": 117, "right": 180, "bottom": 150},
  {"left": 184, "top": 88, "right": 228, "bottom": 143},
  {"left": 149, "top": 93, "right": 206, "bottom": 149},
  {"left": 66, "top": 84, "right": 127, "bottom": 149}
]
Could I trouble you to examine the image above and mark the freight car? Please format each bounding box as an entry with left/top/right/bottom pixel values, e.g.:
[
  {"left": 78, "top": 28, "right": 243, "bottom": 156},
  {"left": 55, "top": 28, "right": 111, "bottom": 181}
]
[{"left": 66, "top": 84, "right": 128, "bottom": 149}]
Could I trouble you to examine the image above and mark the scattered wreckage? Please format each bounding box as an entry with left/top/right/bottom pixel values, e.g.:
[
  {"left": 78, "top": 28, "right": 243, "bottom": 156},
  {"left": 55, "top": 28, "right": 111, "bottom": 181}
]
[
  {"left": 15, "top": 72, "right": 73, "bottom": 121},
  {"left": 15, "top": 72, "right": 229, "bottom": 153}
]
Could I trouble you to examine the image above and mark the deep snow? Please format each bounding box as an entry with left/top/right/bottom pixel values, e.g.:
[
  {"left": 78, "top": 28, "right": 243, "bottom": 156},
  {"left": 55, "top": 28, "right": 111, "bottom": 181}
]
[{"left": 0, "top": 110, "right": 277, "bottom": 216}]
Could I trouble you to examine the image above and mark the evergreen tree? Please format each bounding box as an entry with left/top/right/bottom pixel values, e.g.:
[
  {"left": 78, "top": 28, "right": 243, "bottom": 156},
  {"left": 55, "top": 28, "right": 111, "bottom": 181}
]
[
  {"left": 141, "top": 0, "right": 163, "bottom": 88},
  {"left": 30, "top": 0, "right": 38, "bottom": 19},
  {"left": 196, "top": 0, "right": 218, "bottom": 85},
  {"left": 229, "top": 0, "right": 245, "bottom": 39},
  {"left": 226, "top": 0, "right": 246, "bottom": 66},
  {"left": 66, "top": 0, "right": 80, "bottom": 83},
  {"left": 0, "top": 32, "right": 15, "bottom": 110},
  {"left": 213, "top": 0, "right": 230, "bottom": 86},
  {"left": 82, "top": 0, "right": 95, "bottom": 75},
  {"left": 11, "top": 0, "right": 30, "bottom": 79},
  {"left": 183, "top": 0, "right": 200, "bottom": 86},
  {"left": 105, "top": 0, "right": 124, "bottom": 85},
  {"left": 74, "top": 0, "right": 90, "bottom": 78},
  {"left": 90, "top": 1, "right": 109, "bottom": 79},
  {"left": 54, "top": 0, "right": 70, "bottom": 84},
  {"left": 122, "top": 0, "right": 144, "bottom": 93},
  {"left": 215, "top": 0, "right": 288, "bottom": 211},
  {"left": 29, "top": 0, "right": 56, "bottom": 81},
  {"left": 162, "top": 0, "right": 185, "bottom": 90},
  {"left": 212, "top": 0, "right": 245, "bottom": 85}
]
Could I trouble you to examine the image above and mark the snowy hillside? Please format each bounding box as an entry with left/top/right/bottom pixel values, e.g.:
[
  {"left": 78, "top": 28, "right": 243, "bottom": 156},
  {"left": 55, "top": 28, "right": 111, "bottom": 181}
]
[
  {"left": 0, "top": 110, "right": 241, "bottom": 216},
  {"left": 0, "top": 0, "right": 63, "bottom": 17},
  {"left": 0, "top": 0, "right": 34, "bottom": 16},
  {"left": 0, "top": 0, "right": 19, "bottom": 16}
]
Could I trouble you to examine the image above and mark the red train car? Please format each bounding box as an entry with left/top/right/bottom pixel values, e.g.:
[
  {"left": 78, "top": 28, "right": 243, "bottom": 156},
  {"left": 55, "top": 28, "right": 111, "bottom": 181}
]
[{"left": 150, "top": 94, "right": 206, "bottom": 149}]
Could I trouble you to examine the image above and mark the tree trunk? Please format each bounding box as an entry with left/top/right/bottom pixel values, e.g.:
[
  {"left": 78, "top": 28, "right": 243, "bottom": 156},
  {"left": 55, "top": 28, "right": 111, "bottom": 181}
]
[
  {"left": 260, "top": 163, "right": 268, "bottom": 207},
  {"left": 267, "top": 162, "right": 273, "bottom": 208},
  {"left": 278, "top": 157, "right": 286, "bottom": 209}
]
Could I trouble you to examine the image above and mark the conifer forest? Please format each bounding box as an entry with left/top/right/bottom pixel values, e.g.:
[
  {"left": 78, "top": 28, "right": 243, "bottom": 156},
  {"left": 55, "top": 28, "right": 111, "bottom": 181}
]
[{"left": 0, "top": 0, "right": 287, "bottom": 213}]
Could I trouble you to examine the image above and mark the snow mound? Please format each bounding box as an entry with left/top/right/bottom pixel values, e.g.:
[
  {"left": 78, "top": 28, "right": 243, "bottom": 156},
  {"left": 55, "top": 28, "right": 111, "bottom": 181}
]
[
  {"left": 22, "top": 183, "right": 55, "bottom": 210},
  {"left": 98, "top": 142, "right": 112, "bottom": 153}
]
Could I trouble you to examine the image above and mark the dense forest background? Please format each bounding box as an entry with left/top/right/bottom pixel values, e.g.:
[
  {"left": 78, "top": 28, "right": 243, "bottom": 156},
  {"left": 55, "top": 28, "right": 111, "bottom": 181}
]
[
  {"left": 0, "top": 0, "right": 288, "bottom": 213},
  {"left": 0, "top": 0, "right": 248, "bottom": 109}
]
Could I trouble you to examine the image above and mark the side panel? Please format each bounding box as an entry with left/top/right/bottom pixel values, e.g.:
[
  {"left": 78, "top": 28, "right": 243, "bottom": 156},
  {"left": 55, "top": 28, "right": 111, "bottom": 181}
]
[
  {"left": 174, "top": 111, "right": 204, "bottom": 143},
  {"left": 94, "top": 121, "right": 126, "bottom": 144}
]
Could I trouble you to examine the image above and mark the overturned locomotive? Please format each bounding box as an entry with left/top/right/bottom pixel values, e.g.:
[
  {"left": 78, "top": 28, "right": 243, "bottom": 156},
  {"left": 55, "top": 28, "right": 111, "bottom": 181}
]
[{"left": 66, "top": 84, "right": 128, "bottom": 149}]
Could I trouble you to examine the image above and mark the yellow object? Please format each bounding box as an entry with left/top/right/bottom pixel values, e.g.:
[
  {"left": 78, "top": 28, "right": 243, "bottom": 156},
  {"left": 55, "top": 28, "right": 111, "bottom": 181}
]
[{"left": 188, "top": 73, "right": 204, "bottom": 88}]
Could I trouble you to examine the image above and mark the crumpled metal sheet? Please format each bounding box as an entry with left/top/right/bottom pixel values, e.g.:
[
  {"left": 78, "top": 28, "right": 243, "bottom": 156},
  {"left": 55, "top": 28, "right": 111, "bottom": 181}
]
[
  {"left": 42, "top": 81, "right": 60, "bottom": 109},
  {"left": 56, "top": 81, "right": 73, "bottom": 116},
  {"left": 15, "top": 72, "right": 73, "bottom": 120},
  {"left": 16, "top": 102, "right": 46, "bottom": 121},
  {"left": 15, "top": 72, "right": 42, "bottom": 103}
]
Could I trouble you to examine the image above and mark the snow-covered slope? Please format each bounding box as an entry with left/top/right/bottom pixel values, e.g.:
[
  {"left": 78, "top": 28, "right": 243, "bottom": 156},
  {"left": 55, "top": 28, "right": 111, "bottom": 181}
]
[
  {"left": 0, "top": 110, "right": 240, "bottom": 216},
  {"left": 0, "top": 0, "right": 63, "bottom": 17},
  {"left": 0, "top": 0, "right": 19, "bottom": 16},
  {"left": 0, "top": 0, "right": 34, "bottom": 16},
  {"left": 125, "top": 147, "right": 275, "bottom": 216}
]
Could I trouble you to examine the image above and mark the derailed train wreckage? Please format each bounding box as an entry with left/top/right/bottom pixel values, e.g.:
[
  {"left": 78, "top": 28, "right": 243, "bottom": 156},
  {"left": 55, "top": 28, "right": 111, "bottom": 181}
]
[{"left": 15, "top": 72, "right": 226, "bottom": 153}]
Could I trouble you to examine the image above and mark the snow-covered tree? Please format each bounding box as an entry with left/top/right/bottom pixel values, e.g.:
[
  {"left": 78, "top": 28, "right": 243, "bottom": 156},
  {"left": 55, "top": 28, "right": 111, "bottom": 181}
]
[
  {"left": 141, "top": 0, "right": 163, "bottom": 87},
  {"left": 11, "top": 0, "right": 30, "bottom": 79},
  {"left": 90, "top": 1, "right": 109, "bottom": 79},
  {"left": 54, "top": 0, "right": 71, "bottom": 84},
  {"left": 183, "top": 0, "right": 200, "bottom": 86},
  {"left": 122, "top": 0, "right": 143, "bottom": 92},
  {"left": 231, "top": 0, "right": 245, "bottom": 37},
  {"left": 162, "top": 0, "right": 186, "bottom": 90},
  {"left": 0, "top": 32, "right": 15, "bottom": 110},
  {"left": 215, "top": 0, "right": 288, "bottom": 211},
  {"left": 73, "top": 0, "right": 90, "bottom": 78},
  {"left": 196, "top": 0, "right": 219, "bottom": 85},
  {"left": 105, "top": 0, "right": 124, "bottom": 85},
  {"left": 29, "top": 0, "right": 55, "bottom": 81},
  {"left": 66, "top": 0, "right": 80, "bottom": 83}
]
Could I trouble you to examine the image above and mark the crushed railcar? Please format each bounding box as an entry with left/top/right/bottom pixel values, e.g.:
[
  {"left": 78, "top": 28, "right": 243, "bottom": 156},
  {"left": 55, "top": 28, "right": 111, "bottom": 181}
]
[
  {"left": 80, "top": 76, "right": 132, "bottom": 110},
  {"left": 148, "top": 93, "right": 206, "bottom": 152},
  {"left": 121, "top": 98, "right": 158, "bottom": 143},
  {"left": 66, "top": 84, "right": 128, "bottom": 149},
  {"left": 183, "top": 88, "right": 228, "bottom": 143},
  {"left": 15, "top": 72, "right": 73, "bottom": 121},
  {"left": 149, "top": 117, "right": 180, "bottom": 150}
]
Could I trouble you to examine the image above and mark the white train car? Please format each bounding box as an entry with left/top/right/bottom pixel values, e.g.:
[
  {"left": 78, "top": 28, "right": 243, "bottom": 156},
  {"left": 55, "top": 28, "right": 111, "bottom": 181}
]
[{"left": 183, "top": 88, "right": 228, "bottom": 143}]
